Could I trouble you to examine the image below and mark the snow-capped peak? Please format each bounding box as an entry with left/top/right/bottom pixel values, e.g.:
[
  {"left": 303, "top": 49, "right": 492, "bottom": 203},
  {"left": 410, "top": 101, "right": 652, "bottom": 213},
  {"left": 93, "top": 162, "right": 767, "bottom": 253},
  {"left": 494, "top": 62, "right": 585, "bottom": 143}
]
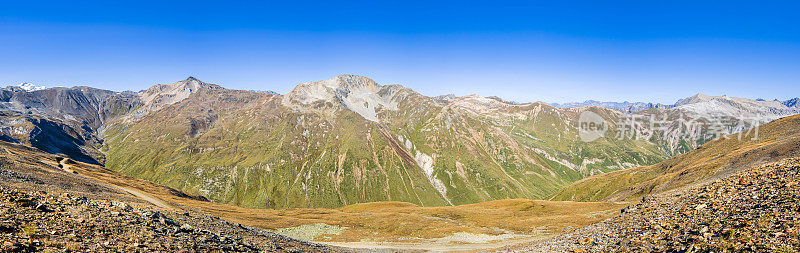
[{"left": 17, "top": 82, "right": 46, "bottom": 92}]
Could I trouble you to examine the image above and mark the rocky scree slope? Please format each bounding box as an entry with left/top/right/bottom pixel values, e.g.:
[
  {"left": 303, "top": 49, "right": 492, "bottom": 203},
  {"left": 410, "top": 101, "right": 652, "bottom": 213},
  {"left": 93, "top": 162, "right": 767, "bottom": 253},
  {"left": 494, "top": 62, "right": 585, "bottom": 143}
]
[
  {"left": 0, "top": 140, "right": 342, "bottom": 252},
  {"left": 0, "top": 187, "right": 337, "bottom": 252},
  {"left": 515, "top": 157, "right": 800, "bottom": 252}
]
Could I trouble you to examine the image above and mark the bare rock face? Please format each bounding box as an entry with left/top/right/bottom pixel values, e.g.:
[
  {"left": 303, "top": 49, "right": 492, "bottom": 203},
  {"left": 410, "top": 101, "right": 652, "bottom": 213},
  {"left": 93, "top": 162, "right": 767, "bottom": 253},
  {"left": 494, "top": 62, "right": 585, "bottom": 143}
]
[
  {"left": 138, "top": 77, "right": 221, "bottom": 114},
  {"left": 282, "top": 75, "right": 400, "bottom": 122}
]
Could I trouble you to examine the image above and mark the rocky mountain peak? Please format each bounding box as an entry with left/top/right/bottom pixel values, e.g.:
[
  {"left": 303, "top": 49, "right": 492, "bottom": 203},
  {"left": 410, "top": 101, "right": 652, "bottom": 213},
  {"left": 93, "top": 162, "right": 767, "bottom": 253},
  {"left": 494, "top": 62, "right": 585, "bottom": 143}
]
[
  {"left": 456, "top": 94, "right": 513, "bottom": 105},
  {"left": 330, "top": 75, "right": 380, "bottom": 92},
  {"left": 785, "top": 97, "right": 799, "bottom": 108},
  {"left": 283, "top": 75, "right": 399, "bottom": 122},
  {"left": 136, "top": 77, "right": 221, "bottom": 115},
  {"left": 284, "top": 75, "right": 380, "bottom": 100},
  {"left": 143, "top": 77, "right": 220, "bottom": 94},
  {"left": 433, "top": 94, "right": 457, "bottom": 104},
  {"left": 674, "top": 93, "right": 712, "bottom": 106}
]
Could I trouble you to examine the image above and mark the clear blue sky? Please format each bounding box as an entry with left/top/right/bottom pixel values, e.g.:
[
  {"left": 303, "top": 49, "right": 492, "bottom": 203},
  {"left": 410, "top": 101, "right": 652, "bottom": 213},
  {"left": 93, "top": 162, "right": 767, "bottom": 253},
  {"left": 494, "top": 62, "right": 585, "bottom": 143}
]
[{"left": 1, "top": 1, "right": 799, "bottom": 103}]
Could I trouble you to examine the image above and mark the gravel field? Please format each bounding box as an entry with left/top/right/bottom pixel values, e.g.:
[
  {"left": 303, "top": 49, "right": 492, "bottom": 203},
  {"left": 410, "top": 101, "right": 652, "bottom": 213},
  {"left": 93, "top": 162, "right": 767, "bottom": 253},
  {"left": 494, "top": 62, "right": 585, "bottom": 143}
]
[{"left": 506, "top": 157, "right": 800, "bottom": 252}]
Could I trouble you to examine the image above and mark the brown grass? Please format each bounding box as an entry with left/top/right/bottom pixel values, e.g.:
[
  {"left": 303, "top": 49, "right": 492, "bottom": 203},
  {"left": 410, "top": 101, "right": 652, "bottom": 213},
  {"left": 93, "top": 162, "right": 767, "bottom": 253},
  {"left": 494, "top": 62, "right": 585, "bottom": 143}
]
[{"left": 1, "top": 140, "right": 624, "bottom": 243}]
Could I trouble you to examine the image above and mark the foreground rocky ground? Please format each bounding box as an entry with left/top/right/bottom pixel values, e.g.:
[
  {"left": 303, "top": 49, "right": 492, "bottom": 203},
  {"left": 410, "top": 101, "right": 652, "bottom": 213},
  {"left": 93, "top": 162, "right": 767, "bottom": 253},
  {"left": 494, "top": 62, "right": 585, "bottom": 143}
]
[
  {"left": 0, "top": 141, "right": 348, "bottom": 252},
  {"left": 0, "top": 186, "right": 343, "bottom": 252},
  {"left": 512, "top": 157, "right": 800, "bottom": 252}
]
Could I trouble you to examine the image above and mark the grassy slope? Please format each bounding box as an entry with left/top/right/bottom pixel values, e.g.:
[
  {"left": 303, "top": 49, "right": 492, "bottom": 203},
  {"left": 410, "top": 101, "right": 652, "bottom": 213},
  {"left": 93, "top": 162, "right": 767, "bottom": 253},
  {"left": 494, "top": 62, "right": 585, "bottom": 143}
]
[
  {"left": 104, "top": 88, "right": 668, "bottom": 209},
  {"left": 2, "top": 140, "right": 626, "bottom": 243},
  {"left": 551, "top": 114, "right": 800, "bottom": 202},
  {"left": 105, "top": 89, "right": 449, "bottom": 209}
]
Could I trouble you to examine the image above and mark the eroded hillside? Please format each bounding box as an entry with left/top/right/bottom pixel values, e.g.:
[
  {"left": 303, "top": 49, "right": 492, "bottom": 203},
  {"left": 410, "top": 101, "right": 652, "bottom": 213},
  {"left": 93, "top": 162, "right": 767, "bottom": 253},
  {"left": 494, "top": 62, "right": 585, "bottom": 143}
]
[{"left": 103, "top": 76, "right": 667, "bottom": 208}]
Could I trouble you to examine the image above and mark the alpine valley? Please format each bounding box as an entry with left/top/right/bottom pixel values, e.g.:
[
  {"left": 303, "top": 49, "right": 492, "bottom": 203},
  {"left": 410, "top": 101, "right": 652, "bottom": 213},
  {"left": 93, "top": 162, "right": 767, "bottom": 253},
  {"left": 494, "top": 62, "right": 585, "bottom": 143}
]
[
  {"left": 2, "top": 76, "right": 798, "bottom": 209},
  {"left": 1, "top": 75, "right": 799, "bottom": 251}
]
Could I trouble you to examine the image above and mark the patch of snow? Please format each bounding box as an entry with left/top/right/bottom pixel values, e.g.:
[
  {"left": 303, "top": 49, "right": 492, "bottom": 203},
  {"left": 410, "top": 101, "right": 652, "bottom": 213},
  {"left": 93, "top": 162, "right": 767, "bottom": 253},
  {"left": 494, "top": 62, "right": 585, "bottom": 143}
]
[{"left": 17, "top": 83, "right": 45, "bottom": 92}]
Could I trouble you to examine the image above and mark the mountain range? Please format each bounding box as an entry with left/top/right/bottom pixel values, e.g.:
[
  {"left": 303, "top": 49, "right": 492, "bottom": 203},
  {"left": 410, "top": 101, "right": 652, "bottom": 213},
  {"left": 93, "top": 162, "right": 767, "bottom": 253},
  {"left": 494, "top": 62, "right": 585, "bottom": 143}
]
[
  {"left": 551, "top": 100, "right": 672, "bottom": 113},
  {"left": 554, "top": 95, "right": 800, "bottom": 114},
  {"left": 1, "top": 76, "right": 798, "bottom": 209}
]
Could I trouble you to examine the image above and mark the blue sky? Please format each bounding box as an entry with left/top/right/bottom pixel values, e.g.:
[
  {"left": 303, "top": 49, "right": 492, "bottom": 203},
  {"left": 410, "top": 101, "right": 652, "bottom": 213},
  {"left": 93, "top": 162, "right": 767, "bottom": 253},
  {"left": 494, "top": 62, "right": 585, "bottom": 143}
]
[{"left": 1, "top": 1, "right": 799, "bottom": 103}]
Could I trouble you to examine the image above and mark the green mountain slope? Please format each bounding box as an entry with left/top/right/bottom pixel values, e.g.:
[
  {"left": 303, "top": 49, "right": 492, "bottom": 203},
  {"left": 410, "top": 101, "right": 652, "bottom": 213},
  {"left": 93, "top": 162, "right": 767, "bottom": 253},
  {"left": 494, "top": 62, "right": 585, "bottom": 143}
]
[
  {"left": 104, "top": 76, "right": 669, "bottom": 208},
  {"left": 4, "top": 75, "right": 784, "bottom": 209},
  {"left": 551, "top": 114, "right": 800, "bottom": 202}
]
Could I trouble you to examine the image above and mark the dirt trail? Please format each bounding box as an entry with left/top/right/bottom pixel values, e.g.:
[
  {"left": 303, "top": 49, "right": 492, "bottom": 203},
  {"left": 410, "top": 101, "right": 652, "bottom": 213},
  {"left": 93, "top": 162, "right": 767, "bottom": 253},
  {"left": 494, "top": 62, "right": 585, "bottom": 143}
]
[
  {"left": 322, "top": 235, "right": 548, "bottom": 252},
  {"left": 106, "top": 184, "right": 172, "bottom": 209},
  {"left": 55, "top": 157, "right": 172, "bottom": 209}
]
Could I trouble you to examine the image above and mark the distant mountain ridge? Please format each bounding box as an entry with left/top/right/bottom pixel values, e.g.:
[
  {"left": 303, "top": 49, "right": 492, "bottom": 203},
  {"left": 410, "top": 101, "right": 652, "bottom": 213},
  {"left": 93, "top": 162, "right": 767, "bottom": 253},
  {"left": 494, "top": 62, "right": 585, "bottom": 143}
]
[
  {"left": 0, "top": 85, "right": 141, "bottom": 164},
  {"left": 674, "top": 93, "right": 800, "bottom": 118},
  {"left": 551, "top": 100, "right": 672, "bottom": 113},
  {"left": 554, "top": 94, "right": 800, "bottom": 116},
  {"left": 1, "top": 75, "right": 798, "bottom": 209},
  {"left": 17, "top": 82, "right": 46, "bottom": 91},
  {"left": 784, "top": 97, "right": 799, "bottom": 108}
]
